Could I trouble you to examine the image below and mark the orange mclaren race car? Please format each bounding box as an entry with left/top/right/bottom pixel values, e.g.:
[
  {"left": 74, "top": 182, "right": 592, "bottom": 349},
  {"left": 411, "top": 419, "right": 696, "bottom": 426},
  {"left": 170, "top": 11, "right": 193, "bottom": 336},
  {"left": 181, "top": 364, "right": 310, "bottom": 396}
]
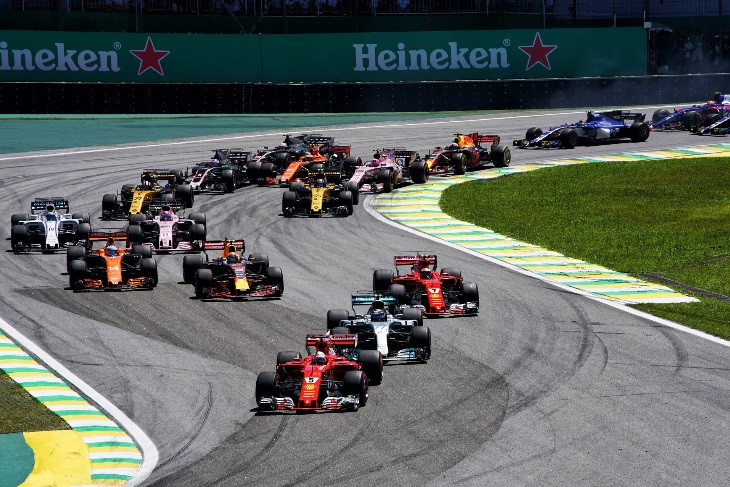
[
  {"left": 181, "top": 239, "right": 284, "bottom": 299},
  {"left": 66, "top": 231, "right": 158, "bottom": 291},
  {"left": 255, "top": 333, "right": 383, "bottom": 412}
]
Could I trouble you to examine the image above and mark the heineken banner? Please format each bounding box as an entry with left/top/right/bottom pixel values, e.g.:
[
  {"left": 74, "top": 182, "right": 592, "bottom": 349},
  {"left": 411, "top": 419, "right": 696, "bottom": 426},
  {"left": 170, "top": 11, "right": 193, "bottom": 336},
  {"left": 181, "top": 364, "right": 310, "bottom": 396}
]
[{"left": 0, "top": 28, "right": 645, "bottom": 83}]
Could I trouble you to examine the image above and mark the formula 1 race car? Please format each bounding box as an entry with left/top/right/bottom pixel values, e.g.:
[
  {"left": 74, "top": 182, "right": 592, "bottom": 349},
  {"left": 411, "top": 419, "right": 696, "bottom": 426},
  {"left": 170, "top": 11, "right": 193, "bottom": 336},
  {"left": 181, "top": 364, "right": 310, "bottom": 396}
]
[
  {"left": 66, "top": 231, "right": 157, "bottom": 291},
  {"left": 255, "top": 333, "right": 383, "bottom": 412},
  {"left": 690, "top": 111, "right": 730, "bottom": 135},
  {"left": 326, "top": 290, "right": 430, "bottom": 363},
  {"left": 423, "top": 133, "right": 511, "bottom": 179},
  {"left": 373, "top": 253, "right": 479, "bottom": 317},
  {"left": 11, "top": 198, "right": 91, "bottom": 253},
  {"left": 126, "top": 201, "right": 207, "bottom": 253},
  {"left": 187, "top": 148, "right": 250, "bottom": 193},
  {"left": 102, "top": 169, "right": 194, "bottom": 220},
  {"left": 246, "top": 134, "right": 357, "bottom": 186},
  {"left": 651, "top": 94, "right": 730, "bottom": 131},
  {"left": 513, "top": 110, "right": 650, "bottom": 149},
  {"left": 181, "top": 239, "right": 284, "bottom": 299},
  {"left": 346, "top": 149, "right": 423, "bottom": 193},
  {"left": 282, "top": 170, "right": 356, "bottom": 217}
]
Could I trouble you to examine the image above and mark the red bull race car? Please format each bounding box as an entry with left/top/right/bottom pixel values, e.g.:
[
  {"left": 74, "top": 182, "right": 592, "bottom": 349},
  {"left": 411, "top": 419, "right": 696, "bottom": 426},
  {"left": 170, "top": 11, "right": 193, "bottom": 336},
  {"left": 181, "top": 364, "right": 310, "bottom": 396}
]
[
  {"left": 255, "top": 333, "right": 383, "bottom": 412},
  {"left": 181, "top": 239, "right": 284, "bottom": 299},
  {"left": 422, "top": 132, "right": 510, "bottom": 181},
  {"left": 372, "top": 254, "right": 479, "bottom": 317}
]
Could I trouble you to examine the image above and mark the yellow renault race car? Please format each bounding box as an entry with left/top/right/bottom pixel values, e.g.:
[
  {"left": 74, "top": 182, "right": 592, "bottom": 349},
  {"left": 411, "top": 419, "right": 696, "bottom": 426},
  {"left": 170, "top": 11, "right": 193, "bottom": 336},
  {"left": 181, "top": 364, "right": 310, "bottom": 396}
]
[
  {"left": 101, "top": 169, "right": 194, "bottom": 220},
  {"left": 281, "top": 170, "right": 355, "bottom": 217}
]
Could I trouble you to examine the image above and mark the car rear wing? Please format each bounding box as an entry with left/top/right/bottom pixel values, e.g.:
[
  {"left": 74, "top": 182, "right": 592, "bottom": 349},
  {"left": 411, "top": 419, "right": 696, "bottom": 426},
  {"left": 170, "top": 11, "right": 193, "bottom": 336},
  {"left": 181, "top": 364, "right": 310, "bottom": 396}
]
[
  {"left": 141, "top": 169, "right": 186, "bottom": 184},
  {"left": 351, "top": 294, "right": 398, "bottom": 307},
  {"left": 307, "top": 135, "right": 336, "bottom": 147},
  {"left": 88, "top": 230, "right": 128, "bottom": 242},
  {"left": 31, "top": 198, "right": 70, "bottom": 213},
  {"left": 227, "top": 149, "right": 251, "bottom": 164},
  {"left": 307, "top": 333, "right": 358, "bottom": 348},
  {"left": 147, "top": 199, "right": 186, "bottom": 215},
  {"left": 203, "top": 239, "right": 245, "bottom": 252},
  {"left": 309, "top": 168, "right": 343, "bottom": 183},
  {"left": 472, "top": 133, "right": 501, "bottom": 145},
  {"left": 394, "top": 254, "right": 438, "bottom": 267},
  {"left": 596, "top": 110, "right": 646, "bottom": 122}
]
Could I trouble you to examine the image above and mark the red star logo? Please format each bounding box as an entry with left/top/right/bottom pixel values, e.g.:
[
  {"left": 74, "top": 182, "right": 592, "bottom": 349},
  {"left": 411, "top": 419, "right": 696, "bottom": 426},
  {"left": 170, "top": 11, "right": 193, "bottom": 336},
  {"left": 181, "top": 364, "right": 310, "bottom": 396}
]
[
  {"left": 518, "top": 32, "right": 557, "bottom": 70},
  {"left": 130, "top": 37, "right": 170, "bottom": 76}
]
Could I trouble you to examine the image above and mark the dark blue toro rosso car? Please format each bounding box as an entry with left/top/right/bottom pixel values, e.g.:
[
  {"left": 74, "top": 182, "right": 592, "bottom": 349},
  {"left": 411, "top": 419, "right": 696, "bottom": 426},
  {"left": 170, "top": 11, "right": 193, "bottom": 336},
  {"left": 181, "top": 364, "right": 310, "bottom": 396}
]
[
  {"left": 650, "top": 93, "right": 730, "bottom": 131},
  {"left": 512, "top": 110, "right": 650, "bottom": 149}
]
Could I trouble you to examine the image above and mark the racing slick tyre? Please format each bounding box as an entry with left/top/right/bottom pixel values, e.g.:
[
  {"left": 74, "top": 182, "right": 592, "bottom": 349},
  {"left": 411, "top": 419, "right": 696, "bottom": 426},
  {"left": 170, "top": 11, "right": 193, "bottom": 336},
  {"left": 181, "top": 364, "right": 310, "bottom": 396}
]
[
  {"left": 101, "top": 194, "right": 117, "bottom": 212},
  {"left": 275, "top": 152, "right": 290, "bottom": 165},
  {"left": 132, "top": 244, "right": 152, "bottom": 259},
  {"left": 190, "top": 224, "right": 206, "bottom": 244},
  {"left": 357, "top": 350, "right": 383, "bottom": 386},
  {"left": 11, "top": 214, "right": 28, "bottom": 226},
  {"left": 327, "top": 309, "right": 351, "bottom": 330},
  {"left": 289, "top": 182, "right": 306, "bottom": 192},
  {"left": 410, "top": 326, "right": 431, "bottom": 359},
  {"left": 247, "top": 253, "right": 270, "bottom": 271},
  {"left": 388, "top": 283, "right": 408, "bottom": 305},
  {"left": 525, "top": 127, "right": 543, "bottom": 140},
  {"left": 246, "top": 161, "right": 262, "bottom": 181},
  {"left": 10, "top": 225, "right": 27, "bottom": 251},
  {"left": 188, "top": 212, "right": 207, "bottom": 227},
  {"left": 344, "top": 156, "right": 362, "bottom": 177},
  {"left": 264, "top": 267, "right": 284, "bottom": 296},
  {"left": 160, "top": 193, "right": 176, "bottom": 204},
  {"left": 491, "top": 145, "right": 511, "bottom": 168},
  {"left": 68, "top": 259, "right": 87, "bottom": 290},
  {"left": 652, "top": 109, "right": 670, "bottom": 124},
  {"left": 261, "top": 162, "right": 277, "bottom": 179},
  {"left": 376, "top": 168, "right": 394, "bottom": 193},
  {"left": 276, "top": 351, "right": 302, "bottom": 365},
  {"left": 410, "top": 159, "right": 429, "bottom": 184},
  {"left": 629, "top": 122, "right": 650, "bottom": 142},
  {"left": 559, "top": 128, "right": 579, "bottom": 149},
  {"left": 685, "top": 111, "right": 703, "bottom": 131},
  {"left": 344, "top": 181, "right": 360, "bottom": 204},
  {"left": 282, "top": 191, "right": 298, "bottom": 216},
  {"left": 71, "top": 213, "right": 91, "bottom": 224},
  {"left": 182, "top": 254, "right": 204, "bottom": 284},
  {"left": 440, "top": 267, "right": 462, "bottom": 279},
  {"left": 343, "top": 370, "right": 368, "bottom": 407},
  {"left": 461, "top": 281, "right": 480, "bottom": 312},
  {"left": 127, "top": 224, "right": 144, "bottom": 244},
  {"left": 140, "top": 258, "right": 158, "bottom": 288},
  {"left": 451, "top": 153, "right": 467, "bottom": 175},
  {"left": 76, "top": 223, "right": 91, "bottom": 243},
  {"left": 128, "top": 214, "right": 146, "bottom": 225},
  {"left": 255, "top": 371, "right": 278, "bottom": 407},
  {"left": 176, "top": 184, "right": 194, "bottom": 208},
  {"left": 373, "top": 269, "right": 395, "bottom": 292},
  {"left": 330, "top": 327, "right": 351, "bottom": 336},
  {"left": 66, "top": 245, "right": 86, "bottom": 272},
  {"left": 705, "top": 113, "right": 722, "bottom": 126},
  {"left": 401, "top": 307, "right": 424, "bottom": 327},
  {"left": 338, "top": 191, "right": 354, "bottom": 215},
  {"left": 194, "top": 268, "right": 214, "bottom": 298},
  {"left": 222, "top": 169, "right": 235, "bottom": 193}
]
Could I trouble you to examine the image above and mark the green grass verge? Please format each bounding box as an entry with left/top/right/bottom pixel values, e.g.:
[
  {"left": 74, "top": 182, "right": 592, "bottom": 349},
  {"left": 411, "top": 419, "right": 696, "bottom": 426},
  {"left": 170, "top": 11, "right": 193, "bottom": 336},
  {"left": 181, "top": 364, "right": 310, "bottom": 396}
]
[
  {"left": 440, "top": 156, "right": 730, "bottom": 340},
  {"left": 0, "top": 372, "right": 69, "bottom": 434}
]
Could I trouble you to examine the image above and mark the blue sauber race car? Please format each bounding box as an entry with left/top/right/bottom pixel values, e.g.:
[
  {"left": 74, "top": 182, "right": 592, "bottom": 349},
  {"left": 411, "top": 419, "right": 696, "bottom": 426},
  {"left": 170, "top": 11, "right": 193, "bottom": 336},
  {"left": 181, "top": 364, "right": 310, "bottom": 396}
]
[
  {"left": 512, "top": 110, "right": 650, "bottom": 149},
  {"left": 650, "top": 93, "right": 730, "bottom": 131}
]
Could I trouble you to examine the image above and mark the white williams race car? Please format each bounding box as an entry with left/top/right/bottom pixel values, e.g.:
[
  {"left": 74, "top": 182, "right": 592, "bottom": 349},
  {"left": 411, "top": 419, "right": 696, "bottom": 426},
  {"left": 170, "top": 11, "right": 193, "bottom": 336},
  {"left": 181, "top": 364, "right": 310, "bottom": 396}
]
[
  {"left": 11, "top": 198, "right": 90, "bottom": 253},
  {"left": 326, "top": 290, "right": 431, "bottom": 363}
]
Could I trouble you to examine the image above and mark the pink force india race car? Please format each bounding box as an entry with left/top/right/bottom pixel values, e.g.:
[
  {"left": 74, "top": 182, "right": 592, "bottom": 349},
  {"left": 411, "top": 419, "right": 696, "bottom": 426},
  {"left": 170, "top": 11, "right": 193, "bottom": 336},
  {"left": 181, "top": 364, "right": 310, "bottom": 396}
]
[{"left": 126, "top": 200, "right": 207, "bottom": 253}]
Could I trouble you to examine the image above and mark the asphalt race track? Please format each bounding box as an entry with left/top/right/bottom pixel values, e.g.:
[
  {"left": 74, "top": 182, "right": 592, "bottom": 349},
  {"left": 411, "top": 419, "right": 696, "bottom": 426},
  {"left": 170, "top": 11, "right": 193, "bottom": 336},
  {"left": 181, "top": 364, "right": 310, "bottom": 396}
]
[{"left": 2, "top": 107, "right": 730, "bottom": 486}]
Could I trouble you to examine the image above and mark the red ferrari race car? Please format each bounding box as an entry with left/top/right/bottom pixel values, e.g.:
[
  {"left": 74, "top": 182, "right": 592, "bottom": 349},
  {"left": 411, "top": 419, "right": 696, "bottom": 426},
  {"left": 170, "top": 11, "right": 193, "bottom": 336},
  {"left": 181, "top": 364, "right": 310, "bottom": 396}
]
[
  {"left": 372, "top": 253, "right": 479, "bottom": 316},
  {"left": 181, "top": 239, "right": 284, "bottom": 299},
  {"left": 255, "top": 333, "right": 383, "bottom": 412},
  {"left": 421, "top": 132, "right": 511, "bottom": 181}
]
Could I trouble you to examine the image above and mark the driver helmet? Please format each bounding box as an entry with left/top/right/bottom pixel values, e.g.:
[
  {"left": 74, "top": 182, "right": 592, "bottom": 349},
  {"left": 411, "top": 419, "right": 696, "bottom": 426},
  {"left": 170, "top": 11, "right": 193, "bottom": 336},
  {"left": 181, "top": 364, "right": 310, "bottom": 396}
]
[
  {"left": 706, "top": 100, "right": 716, "bottom": 107},
  {"left": 313, "top": 351, "right": 327, "bottom": 365},
  {"left": 227, "top": 252, "right": 240, "bottom": 264},
  {"left": 420, "top": 269, "right": 432, "bottom": 279},
  {"left": 315, "top": 179, "right": 326, "bottom": 188},
  {"left": 160, "top": 211, "right": 173, "bottom": 221},
  {"left": 371, "top": 308, "right": 387, "bottom": 322},
  {"left": 141, "top": 180, "right": 154, "bottom": 188},
  {"left": 106, "top": 245, "right": 118, "bottom": 256}
]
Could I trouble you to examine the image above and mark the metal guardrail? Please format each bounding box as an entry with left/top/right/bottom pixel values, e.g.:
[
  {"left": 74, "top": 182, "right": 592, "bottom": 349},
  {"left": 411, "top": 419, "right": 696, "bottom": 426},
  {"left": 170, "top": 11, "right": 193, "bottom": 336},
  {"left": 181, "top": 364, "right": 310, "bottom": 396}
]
[{"left": 7, "top": 0, "right": 720, "bottom": 16}]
